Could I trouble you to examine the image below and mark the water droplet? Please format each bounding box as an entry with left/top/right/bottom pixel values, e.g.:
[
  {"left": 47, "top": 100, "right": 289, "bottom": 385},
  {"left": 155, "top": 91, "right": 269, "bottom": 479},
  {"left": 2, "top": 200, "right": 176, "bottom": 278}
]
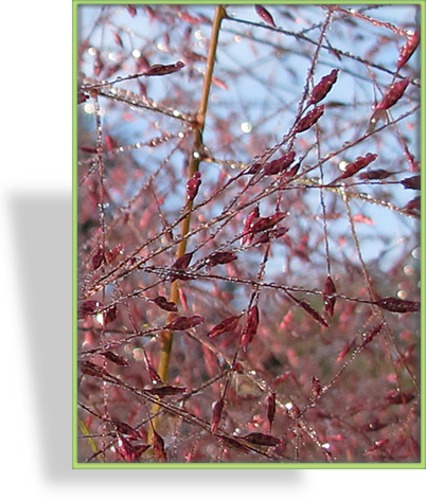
[
  {"left": 404, "top": 265, "right": 414, "bottom": 276},
  {"left": 412, "top": 247, "right": 420, "bottom": 259},
  {"left": 107, "top": 52, "right": 119, "bottom": 62},
  {"left": 156, "top": 42, "right": 167, "bottom": 52},
  {"left": 240, "top": 121, "right": 252, "bottom": 134},
  {"left": 132, "top": 347, "right": 144, "bottom": 361},
  {"left": 83, "top": 103, "right": 94, "bottom": 114},
  {"left": 95, "top": 312, "right": 104, "bottom": 325},
  {"left": 339, "top": 160, "right": 349, "bottom": 172}
]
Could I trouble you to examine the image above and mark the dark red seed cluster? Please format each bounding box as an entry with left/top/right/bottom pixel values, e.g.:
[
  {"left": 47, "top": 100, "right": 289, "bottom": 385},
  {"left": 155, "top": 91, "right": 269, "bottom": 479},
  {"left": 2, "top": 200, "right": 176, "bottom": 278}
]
[
  {"left": 206, "top": 251, "right": 238, "bottom": 267},
  {"left": 211, "top": 397, "right": 225, "bottom": 433},
  {"left": 186, "top": 171, "right": 202, "bottom": 201},
  {"left": 307, "top": 69, "right": 339, "bottom": 106},
  {"left": 294, "top": 105, "right": 325, "bottom": 133},
  {"left": 145, "top": 60, "right": 185, "bottom": 76},
  {"left": 152, "top": 296, "right": 178, "bottom": 312},
  {"left": 240, "top": 305, "right": 260, "bottom": 351},
  {"left": 166, "top": 315, "right": 205, "bottom": 330},
  {"left": 208, "top": 316, "right": 240, "bottom": 339},
  {"left": 323, "top": 275, "right": 337, "bottom": 318},
  {"left": 374, "top": 297, "right": 420, "bottom": 313},
  {"left": 396, "top": 30, "right": 420, "bottom": 70},
  {"left": 375, "top": 79, "right": 410, "bottom": 111},
  {"left": 254, "top": 5, "right": 276, "bottom": 27},
  {"left": 331, "top": 153, "right": 378, "bottom": 184}
]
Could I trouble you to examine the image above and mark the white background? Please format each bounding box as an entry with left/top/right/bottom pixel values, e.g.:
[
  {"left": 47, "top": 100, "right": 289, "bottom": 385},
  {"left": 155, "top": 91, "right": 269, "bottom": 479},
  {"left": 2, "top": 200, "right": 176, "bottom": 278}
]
[{"left": 0, "top": 0, "right": 424, "bottom": 497}]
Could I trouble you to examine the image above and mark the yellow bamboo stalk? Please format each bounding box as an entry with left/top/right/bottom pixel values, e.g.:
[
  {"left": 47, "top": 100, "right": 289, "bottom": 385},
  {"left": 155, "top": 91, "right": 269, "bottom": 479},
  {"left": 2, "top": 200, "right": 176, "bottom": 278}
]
[{"left": 149, "top": 5, "right": 226, "bottom": 434}]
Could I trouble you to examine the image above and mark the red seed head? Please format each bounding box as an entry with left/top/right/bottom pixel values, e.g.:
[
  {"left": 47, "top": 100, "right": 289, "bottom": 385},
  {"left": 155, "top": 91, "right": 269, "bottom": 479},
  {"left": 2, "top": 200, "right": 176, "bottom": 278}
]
[
  {"left": 240, "top": 305, "right": 259, "bottom": 351},
  {"left": 208, "top": 316, "right": 240, "bottom": 339},
  {"left": 254, "top": 5, "right": 276, "bottom": 27},
  {"left": 101, "top": 351, "right": 129, "bottom": 366},
  {"left": 360, "top": 323, "right": 383, "bottom": 348},
  {"left": 166, "top": 315, "right": 205, "bottom": 330},
  {"left": 92, "top": 247, "right": 105, "bottom": 270},
  {"left": 211, "top": 397, "right": 225, "bottom": 433},
  {"left": 186, "top": 171, "right": 201, "bottom": 201},
  {"left": 172, "top": 251, "right": 193, "bottom": 270},
  {"left": 323, "top": 275, "right": 337, "bottom": 318},
  {"left": 401, "top": 175, "right": 420, "bottom": 190},
  {"left": 171, "top": 252, "right": 194, "bottom": 281},
  {"left": 267, "top": 392, "right": 276, "bottom": 429},
  {"left": 308, "top": 69, "right": 339, "bottom": 106},
  {"left": 375, "top": 79, "right": 410, "bottom": 111},
  {"left": 330, "top": 153, "right": 378, "bottom": 185},
  {"left": 359, "top": 169, "right": 392, "bottom": 180},
  {"left": 263, "top": 151, "right": 296, "bottom": 175},
  {"left": 250, "top": 211, "right": 287, "bottom": 234},
  {"left": 294, "top": 105, "right": 325, "bottom": 133},
  {"left": 242, "top": 205, "right": 260, "bottom": 245},
  {"left": 374, "top": 297, "right": 420, "bottom": 313},
  {"left": 145, "top": 61, "right": 185, "bottom": 76},
  {"left": 152, "top": 430, "right": 167, "bottom": 461},
  {"left": 144, "top": 385, "right": 187, "bottom": 397},
  {"left": 126, "top": 5, "right": 137, "bottom": 18},
  {"left": 242, "top": 432, "right": 281, "bottom": 447},
  {"left": 397, "top": 30, "right": 420, "bottom": 70},
  {"left": 104, "top": 304, "right": 118, "bottom": 325},
  {"left": 79, "top": 300, "right": 101, "bottom": 318},
  {"left": 339, "top": 153, "right": 378, "bottom": 180},
  {"left": 206, "top": 251, "right": 238, "bottom": 267},
  {"left": 152, "top": 296, "right": 178, "bottom": 312}
]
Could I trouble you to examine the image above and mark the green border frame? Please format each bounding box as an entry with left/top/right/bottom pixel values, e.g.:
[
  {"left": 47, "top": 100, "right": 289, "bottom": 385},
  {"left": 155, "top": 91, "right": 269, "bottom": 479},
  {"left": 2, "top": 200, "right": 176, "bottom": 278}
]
[{"left": 72, "top": 0, "right": 425, "bottom": 469}]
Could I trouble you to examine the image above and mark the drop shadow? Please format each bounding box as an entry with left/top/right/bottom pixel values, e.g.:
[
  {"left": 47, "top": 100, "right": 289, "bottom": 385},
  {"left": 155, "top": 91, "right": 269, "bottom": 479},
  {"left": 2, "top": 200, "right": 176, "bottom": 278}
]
[
  {"left": 10, "top": 192, "right": 302, "bottom": 486},
  {"left": 11, "top": 192, "right": 73, "bottom": 482}
]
